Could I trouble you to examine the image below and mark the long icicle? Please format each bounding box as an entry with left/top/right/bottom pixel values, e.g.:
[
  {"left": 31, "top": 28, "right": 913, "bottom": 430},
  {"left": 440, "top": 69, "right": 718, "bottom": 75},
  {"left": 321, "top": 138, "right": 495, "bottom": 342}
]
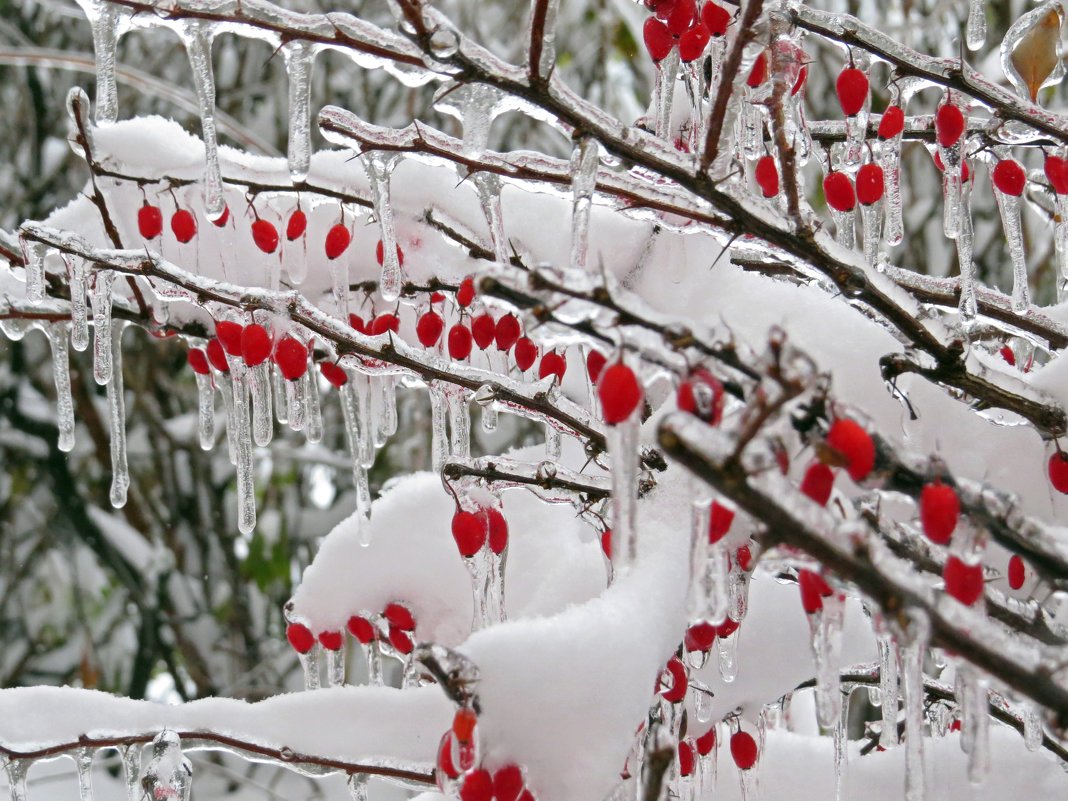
[
  {"left": 180, "top": 20, "right": 225, "bottom": 219},
  {"left": 107, "top": 321, "right": 129, "bottom": 508},
  {"left": 46, "top": 322, "right": 76, "bottom": 452}
]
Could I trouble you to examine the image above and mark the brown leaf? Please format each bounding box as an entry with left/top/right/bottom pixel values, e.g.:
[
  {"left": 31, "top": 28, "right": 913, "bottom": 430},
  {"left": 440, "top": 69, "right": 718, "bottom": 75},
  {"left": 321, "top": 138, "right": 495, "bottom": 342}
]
[{"left": 1010, "top": 8, "right": 1063, "bottom": 103}]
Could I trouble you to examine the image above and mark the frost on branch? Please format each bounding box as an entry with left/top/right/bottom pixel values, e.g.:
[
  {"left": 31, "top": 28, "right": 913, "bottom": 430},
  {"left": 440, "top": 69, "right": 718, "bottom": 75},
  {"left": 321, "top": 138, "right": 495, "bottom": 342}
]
[{"left": 7, "top": 0, "right": 1068, "bottom": 799}]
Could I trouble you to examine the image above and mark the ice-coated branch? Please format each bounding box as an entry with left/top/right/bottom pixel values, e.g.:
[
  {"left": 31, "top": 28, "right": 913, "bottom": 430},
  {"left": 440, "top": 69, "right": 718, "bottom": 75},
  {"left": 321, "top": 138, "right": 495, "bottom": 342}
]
[
  {"left": 441, "top": 457, "right": 611, "bottom": 503},
  {"left": 658, "top": 413, "right": 1068, "bottom": 725}
]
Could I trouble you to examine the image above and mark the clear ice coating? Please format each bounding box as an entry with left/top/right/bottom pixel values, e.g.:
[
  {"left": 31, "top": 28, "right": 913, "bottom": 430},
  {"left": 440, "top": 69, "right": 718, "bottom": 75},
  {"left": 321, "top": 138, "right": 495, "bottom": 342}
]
[
  {"left": 141, "top": 730, "right": 192, "bottom": 801},
  {"left": 956, "top": 187, "right": 977, "bottom": 321},
  {"left": 1001, "top": 1, "right": 1065, "bottom": 103},
  {"left": 179, "top": 20, "right": 225, "bottom": 220},
  {"left": 860, "top": 198, "right": 882, "bottom": 269},
  {"left": 958, "top": 665, "right": 990, "bottom": 783},
  {"left": 348, "top": 773, "right": 369, "bottom": 801},
  {"left": 569, "top": 136, "right": 600, "bottom": 274},
  {"left": 993, "top": 184, "right": 1030, "bottom": 312},
  {"left": 830, "top": 208, "right": 855, "bottom": 250},
  {"left": 46, "top": 322, "right": 76, "bottom": 452},
  {"left": 21, "top": 238, "right": 45, "bottom": 304},
  {"left": 473, "top": 173, "right": 509, "bottom": 265},
  {"left": 108, "top": 322, "right": 129, "bottom": 509},
  {"left": 878, "top": 631, "right": 900, "bottom": 748},
  {"left": 609, "top": 418, "right": 640, "bottom": 573},
  {"left": 3, "top": 758, "right": 28, "bottom": 801},
  {"left": 525, "top": 0, "right": 559, "bottom": 78},
  {"left": 90, "top": 269, "right": 114, "bottom": 385},
  {"left": 119, "top": 744, "right": 141, "bottom": 801},
  {"left": 67, "top": 255, "right": 90, "bottom": 352},
  {"left": 654, "top": 49, "right": 681, "bottom": 140},
  {"left": 965, "top": 0, "right": 987, "bottom": 51},
  {"left": 250, "top": 362, "right": 273, "bottom": 447},
  {"left": 282, "top": 41, "right": 316, "bottom": 183},
  {"left": 74, "top": 748, "right": 94, "bottom": 801},
  {"left": 361, "top": 152, "right": 403, "bottom": 302},
  {"left": 429, "top": 382, "right": 449, "bottom": 472}
]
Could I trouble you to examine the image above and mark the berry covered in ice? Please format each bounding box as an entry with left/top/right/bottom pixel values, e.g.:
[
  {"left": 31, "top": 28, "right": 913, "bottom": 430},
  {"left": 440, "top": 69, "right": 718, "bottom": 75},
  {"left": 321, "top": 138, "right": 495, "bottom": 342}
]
[
  {"left": 417, "top": 311, "right": 445, "bottom": 347},
  {"left": 835, "top": 67, "right": 869, "bottom": 116},
  {"left": 274, "top": 336, "right": 308, "bottom": 381},
  {"left": 598, "top": 362, "right": 643, "bottom": 424},
  {"left": 919, "top": 480, "right": 959, "bottom": 545},
  {"left": 856, "top": 163, "right": 885, "bottom": 205},
  {"left": 325, "top": 224, "right": 351, "bottom": 260},
  {"left": 187, "top": 348, "right": 209, "bottom": 375},
  {"left": 452, "top": 509, "right": 486, "bottom": 556},
  {"left": 826, "top": 418, "right": 875, "bottom": 481},
  {"left": 823, "top": 172, "right": 856, "bottom": 213},
  {"left": 993, "top": 159, "right": 1027, "bottom": 196},
  {"left": 286, "top": 208, "right": 307, "bottom": 241},
  {"left": 730, "top": 730, "right": 758, "bottom": 770},
  {"left": 251, "top": 219, "right": 279, "bottom": 254},
  {"left": 448, "top": 324, "right": 473, "bottom": 360},
  {"left": 708, "top": 500, "right": 734, "bottom": 543},
  {"left": 456, "top": 276, "right": 476, "bottom": 307},
  {"left": 801, "top": 462, "right": 835, "bottom": 506},
  {"left": 347, "top": 615, "right": 375, "bottom": 644},
  {"left": 677, "top": 369, "right": 724, "bottom": 425},
  {"left": 286, "top": 622, "right": 315, "bottom": 654},
  {"left": 1008, "top": 555, "right": 1026, "bottom": 590},
  {"left": 755, "top": 155, "right": 779, "bottom": 198},
  {"left": 514, "top": 337, "right": 538, "bottom": 371},
  {"left": 1049, "top": 451, "right": 1068, "bottom": 493},
  {"left": 943, "top": 556, "right": 984, "bottom": 605},
  {"left": 241, "top": 324, "right": 272, "bottom": 367},
  {"left": 539, "top": 351, "right": 567, "bottom": 382},
  {"left": 935, "top": 102, "right": 965, "bottom": 147},
  {"left": 877, "top": 106, "right": 905, "bottom": 140}
]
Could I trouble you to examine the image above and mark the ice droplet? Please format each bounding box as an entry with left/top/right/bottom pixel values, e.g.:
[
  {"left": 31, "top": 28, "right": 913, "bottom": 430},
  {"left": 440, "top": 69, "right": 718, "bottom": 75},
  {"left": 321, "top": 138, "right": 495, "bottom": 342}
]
[
  {"left": 282, "top": 41, "right": 316, "bottom": 183},
  {"left": 45, "top": 322, "right": 76, "bottom": 452},
  {"left": 107, "top": 322, "right": 129, "bottom": 508},
  {"left": 966, "top": 0, "right": 987, "bottom": 51},
  {"left": 179, "top": 21, "right": 225, "bottom": 220},
  {"left": 90, "top": 269, "right": 114, "bottom": 385},
  {"left": 361, "top": 153, "right": 403, "bottom": 302}
]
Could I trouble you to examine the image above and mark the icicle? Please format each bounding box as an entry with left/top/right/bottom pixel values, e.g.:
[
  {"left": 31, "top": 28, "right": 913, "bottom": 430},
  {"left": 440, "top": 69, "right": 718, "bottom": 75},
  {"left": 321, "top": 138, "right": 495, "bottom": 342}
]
[
  {"left": 958, "top": 665, "right": 989, "bottom": 783},
  {"left": 1021, "top": 702, "right": 1043, "bottom": 751},
  {"left": 286, "top": 375, "right": 307, "bottom": 431},
  {"left": 703, "top": 543, "right": 730, "bottom": 625},
  {"left": 957, "top": 188, "right": 977, "bottom": 322},
  {"left": 216, "top": 372, "right": 237, "bottom": 465},
  {"left": 299, "top": 644, "right": 322, "bottom": 690},
  {"left": 716, "top": 625, "right": 739, "bottom": 682},
  {"left": 107, "top": 322, "right": 128, "bottom": 508},
  {"left": 447, "top": 386, "right": 471, "bottom": 459},
  {"left": 355, "top": 372, "right": 374, "bottom": 468},
  {"left": 812, "top": 593, "right": 844, "bottom": 728},
  {"left": 429, "top": 382, "right": 449, "bottom": 471},
  {"left": 833, "top": 695, "right": 849, "bottom": 801},
  {"left": 250, "top": 362, "right": 273, "bottom": 447},
  {"left": 379, "top": 375, "right": 398, "bottom": 440},
  {"left": 689, "top": 499, "right": 711, "bottom": 617},
  {"left": 878, "top": 631, "right": 900, "bottom": 748},
  {"left": 473, "top": 383, "right": 498, "bottom": 434},
  {"left": 74, "top": 748, "right": 93, "bottom": 801},
  {"left": 79, "top": 0, "right": 124, "bottom": 123},
  {"left": 966, "top": 0, "right": 986, "bottom": 51},
  {"left": 1055, "top": 190, "right": 1068, "bottom": 303},
  {"left": 609, "top": 418, "right": 640, "bottom": 574},
  {"left": 142, "top": 732, "right": 191, "bottom": 801},
  {"left": 272, "top": 366, "right": 288, "bottom": 424},
  {"left": 544, "top": 421, "right": 561, "bottom": 460},
  {"left": 943, "top": 172, "right": 963, "bottom": 240},
  {"left": 340, "top": 379, "right": 370, "bottom": 502},
  {"left": 45, "top": 323, "right": 76, "bottom": 452},
  {"left": 654, "top": 49, "right": 681, "bottom": 140},
  {"left": 843, "top": 65, "right": 872, "bottom": 170},
  {"left": 326, "top": 647, "right": 346, "bottom": 686},
  {"left": 21, "top": 238, "right": 45, "bottom": 303},
  {"left": 860, "top": 200, "right": 882, "bottom": 269},
  {"left": 118, "top": 745, "right": 140, "bottom": 801},
  {"left": 232, "top": 365, "right": 257, "bottom": 535},
  {"left": 67, "top": 255, "right": 89, "bottom": 352},
  {"left": 179, "top": 21, "right": 224, "bottom": 219},
  {"left": 830, "top": 207, "right": 856, "bottom": 250},
  {"left": 738, "top": 87, "right": 764, "bottom": 161},
  {"left": 728, "top": 557, "right": 751, "bottom": 622},
  {"left": 330, "top": 254, "right": 349, "bottom": 321},
  {"left": 993, "top": 183, "right": 1030, "bottom": 312},
  {"left": 304, "top": 367, "right": 323, "bottom": 444},
  {"left": 282, "top": 42, "right": 315, "bottom": 183},
  {"left": 569, "top": 136, "right": 599, "bottom": 273},
  {"left": 364, "top": 640, "right": 383, "bottom": 686},
  {"left": 3, "top": 759, "right": 28, "bottom": 801},
  {"left": 901, "top": 611, "right": 930, "bottom": 801},
  {"left": 348, "top": 773, "right": 369, "bottom": 801},
  {"left": 361, "top": 153, "right": 403, "bottom": 302},
  {"left": 90, "top": 269, "right": 114, "bottom": 385},
  {"left": 473, "top": 173, "right": 509, "bottom": 265}
]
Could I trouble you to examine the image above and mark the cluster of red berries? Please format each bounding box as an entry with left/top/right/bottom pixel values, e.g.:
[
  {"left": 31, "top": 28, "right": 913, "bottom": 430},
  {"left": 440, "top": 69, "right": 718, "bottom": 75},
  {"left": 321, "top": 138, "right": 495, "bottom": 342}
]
[
  {"left": 683, "top": 617, "right": 740, "bottom": 653},
  {"left": 285, "top": 600, "right": 418, "bottom": 658},
  {"left": 186, "top": 321, "right": 313, "bottom": 384},
  {"left": 452, "top": 505, "right": 509, "bottom": 558},
  {"left": 642, "top": 0, "right": 731, "bottom": 64},
  {"left": 438, "top": 708, "right": 537, "bottom": 801}
]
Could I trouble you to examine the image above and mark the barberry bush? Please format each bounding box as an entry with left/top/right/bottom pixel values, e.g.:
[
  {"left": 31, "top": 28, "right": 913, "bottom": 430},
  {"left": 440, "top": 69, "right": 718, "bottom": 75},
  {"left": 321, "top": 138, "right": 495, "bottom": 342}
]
[{"left": 3, "top": 0, "right": 1068, "bottom": 800}]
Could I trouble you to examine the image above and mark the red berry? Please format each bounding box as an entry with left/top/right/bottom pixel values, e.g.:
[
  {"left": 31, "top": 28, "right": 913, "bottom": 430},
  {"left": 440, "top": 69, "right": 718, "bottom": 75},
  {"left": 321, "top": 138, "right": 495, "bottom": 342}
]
[
  {"left": 514, "top": 337, "right": 538, "bottom": 371},
  {"left": 736, "top": 544, "right": 753, "bottom": 571},
  {"left": 286, "top": 208, "right": 307, "bottom": 241},
  {"left": 695, "top": 727, "right": 716, "bottom": 756},
  {"left": 1008, "top": 555, "right": 1026, "bottom": 590},
  {"left": 457, "top": 276, "right": 476, "bottom": 307},
  {"left": 539, "top": 351, "right": 567, "bottom": 382},
  {"left": 943, "top": 556, "right": 984, "bottom": 605},
  {"left": 325, "top": 224, "right": 351, "bottom": 260},
  {"left": 493, "top": 765, "right": 524, "bottom": 801},
  {"left": 798, "top": 569, "right": 833, "bottom": 614},
  {"left": 216, "top": 321, "right": 244, "bottom": 356},
  {"left": 678, "top": 740, "right": 695, "bottom": 777},
  {"left": 448, "top": 324, "right": 473, "bottom": 360},
  {"left": 416, "top": 311, "right": 444, "bottom": 347},
  {"left": 716, "top": 618, "right": 739, "bottom": 638},
  {"left": 660, "top": 656, "right": 688, "bottom": 703},
  {"left": 856, "top": 163, "right": 885, "bottom": 206},
  {"left": 495, "top": 314, "right": 522, "bottom": 351},
  {"left": 679, "top": 24, "right": 710, "bottom": 62},
  {"left": 472, "top": 313, "right": 496, "bottom": 350},
  {"left": 755, "top": 155, "right": 779, "bottom": 198},
  {"left": 320, "top": 361, "right": 348, "bottom": 388},
  {"left": 241, "top": 324, "right": 273, "bottom": 367},
  {"left": 678, "top": 370, "right": 724, "bottom": 425},
  {"left": 318, "top": 630, "right": 343, "bottom": 651},
  {"left": 347, "top": 615, "right": 375, "bottom": 644},
  {"left": 643, "top": 17, "right": 673, "bottom": 62},
  {"left": 792, "top": 65, "right": 808, "bottom": 96},
  {"left": 992, "top": 159, "right": 1026, "bottom": 197},
  {"left": 388, "top": 625, "right": 413, "bottom": 654},
  {"left": 598, "top": 363, "right": 644, "bottom": 424},
  {"left": 730, "top": 731, "right": 758, "bottom": 770},
  {"left": 453, "top": 707, "right": 478, "bottom": 742},
  {"left": 801, "top": 462, "right": 835, "bottom": 506},
  {"left": 206, "top": 338, "right": 229, "bottom": 373},
  {"left": 1045, "top": 155, "right": 1068, "bottom": 194},
  {"left": 1049, "top": 451, "right": 1068, "bottom": 493},
  {"left": 213, "top": 205, "right": 230, "bottom": 227},
  {"left": 826, "top": 418, "right": 875, "bottom": 482},
  {"left": 376, "top": 240, "right": 404, "bottom": 266},
  {"left": 601, "top": 529, "right": 612, "bottom": 560},
  {"left": 709, "top": 501, "right": 734, "bottom": 543},
  {"left": 481, "top": 507, "right": 509, "bottom": 554},
  {"left": 251, "top": 219, "right": 279, "bottom": 254},
  {"left": 370, "top": 313, "right": 400, "bottom": 336},
  {"left": 747, "top": 51, "right": 768, "bottom": 87},
  {"left": 171, "top": 209, "right": 197, "bottom": 243},
  {"left": 836, "top": 67, "right": 869, "bottom": 116},
  {"left": 274, "top": 336, "right": 308, "bottom": 381},
  {"left": 877, "top": 106, "right": 905, "bottom": 140},
  {"left": 919, "top": 480, "right": 959, "bottom": 545},
  {"left": 586, "top": 349, "right": 607, "bottom": 383},
  {"left": 685, "top": 621, "right": 717, "bottom": 652},
  {"left": 823, "top": 172, "right": 856, "bottom": 212},
  {"left": 348, "top": 314, "right": 367, "bottom": 334},
  {"left": 460, "top": 769, "right": 494, "bottom": 801},
  {"left": 187, "top": 348, "right": 210, "bottom": 376},
  {"left": 452, "top": 510, "right": 486, "bottom": 556},
  {"left": 138, "top": 203, "right": 163, "bottom": 239},
  {"left": 666, "top": 0, "right": 696, "bottom": 34},
  {"left": 286, "top": 622, "right": 315, "bottom": 654},
  {"left": 935, "top": 103, "right": 965, "bottom": 147},
  {"left": 1000, "top": 345, "right": 1017, "bottom": 366},
  {"left": 702, "top": 2, "right": 730, "bottom": 35},
  {"left": 384, "top": 601, "right": 415, "bottom": 631},
  {"left": 437, "top": 732, "right": 460, "bottom": 779}
]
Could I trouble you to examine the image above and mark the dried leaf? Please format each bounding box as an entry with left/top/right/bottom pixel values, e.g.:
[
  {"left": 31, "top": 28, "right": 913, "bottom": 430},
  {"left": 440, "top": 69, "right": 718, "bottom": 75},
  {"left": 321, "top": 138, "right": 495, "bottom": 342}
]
[{"left": 1010, "top": 8, "right": 1063, "bottom": 102}]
